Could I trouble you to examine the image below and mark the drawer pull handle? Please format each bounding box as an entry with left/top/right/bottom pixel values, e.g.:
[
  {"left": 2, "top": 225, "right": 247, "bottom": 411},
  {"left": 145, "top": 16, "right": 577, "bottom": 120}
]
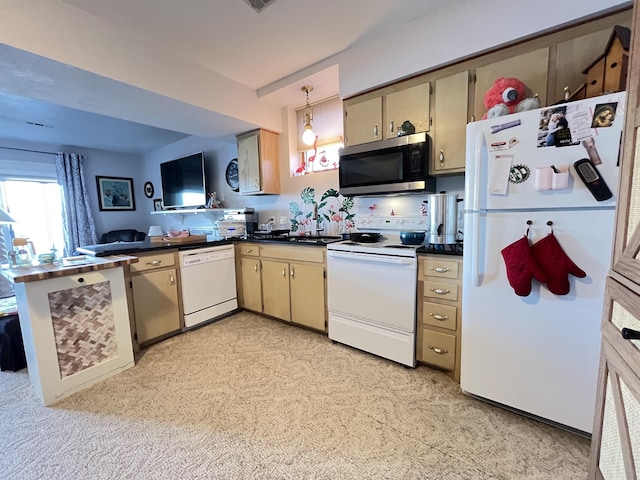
[
  {"left": 254, "top": 264, "right": 258, "bottom": 272},
  {"left": 146, "top": 260, "right": 162, "bottom": 266},
  {"left": 282, "top": 268, "right": 286, "bottom": 277},
  {"left": 428, "top": 345, "right": 448, "bottom": 355},
  {"left": 169, "top": 272, "right": 175, "bottom": 286},
  {"left": 430, "top": 288, "right": 450, "bottom": 295},
  {"left": 431, "top": 266, "right": 449, "bottom": 273},
  {"left": 374, "top": 124, "right": 379, "bottom": 137},
  {"left": 291, "top": 267, "right": 295, "bottom": 279},
  {"left": 622, "top": 327, "right": 640, "bottom": 340},
  {"left": 245, "top": 249, "right": 254, "bottom": 253},
  {"left": 430, "top": 313, "right": 449, "bottom": 321}
]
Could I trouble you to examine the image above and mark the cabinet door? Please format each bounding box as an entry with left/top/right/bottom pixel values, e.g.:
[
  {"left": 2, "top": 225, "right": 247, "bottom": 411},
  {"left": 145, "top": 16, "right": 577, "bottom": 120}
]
[
  {"left": 432, "top": 71, "right": 469, "bottom": 174},
  {"left": 473, "top": 48, "right": 549, "bottom": 120},
  {"left": 290, "top": 262, "right": 325, "bottom": 331},
  {"left": 132, "top": 268, "right": 180, "bottom": 344},
  {"left": 344, "top": 96, "right": 382, "bottom": 146},
  {"left": 385, "top": 82, "right": 431, "bottom": 139},
  {"left": 261, "top": 259, "right": 291, "bottom": 322},
  {"left": 237, "top": 133, "right": 261, "bottom": 194},
  {"left": 240, "top": 257, "right": 262, "bottom": 312}
]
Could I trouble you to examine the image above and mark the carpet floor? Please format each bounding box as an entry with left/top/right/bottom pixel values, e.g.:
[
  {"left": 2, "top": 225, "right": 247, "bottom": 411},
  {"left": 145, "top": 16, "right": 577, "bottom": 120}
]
[{"left": 0, "top": 311, "right": 590, "bottom": 479}]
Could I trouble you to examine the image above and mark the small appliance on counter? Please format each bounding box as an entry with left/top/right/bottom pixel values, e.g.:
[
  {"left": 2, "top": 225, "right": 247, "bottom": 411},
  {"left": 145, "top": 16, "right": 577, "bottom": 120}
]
[{"left": 223, "top": 208, "right": 258, "bottom": 235}]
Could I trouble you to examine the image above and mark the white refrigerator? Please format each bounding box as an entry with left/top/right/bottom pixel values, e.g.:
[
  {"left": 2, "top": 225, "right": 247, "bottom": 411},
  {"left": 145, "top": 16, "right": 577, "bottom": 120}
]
[{"left": 461, "top": 91, "right": 626, "bottom": 433}]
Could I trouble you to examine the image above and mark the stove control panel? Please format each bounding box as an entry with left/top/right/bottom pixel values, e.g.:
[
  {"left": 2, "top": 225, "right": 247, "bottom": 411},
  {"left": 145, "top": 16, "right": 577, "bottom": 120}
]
[{"left": 356, "top": 215, "right": 428, "bottom": 231}]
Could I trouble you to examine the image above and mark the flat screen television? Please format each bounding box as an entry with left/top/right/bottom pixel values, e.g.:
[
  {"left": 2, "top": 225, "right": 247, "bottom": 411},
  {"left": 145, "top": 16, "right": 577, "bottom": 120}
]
[{"left": 160, "top": 152, "right": 207, "bottom": 209}]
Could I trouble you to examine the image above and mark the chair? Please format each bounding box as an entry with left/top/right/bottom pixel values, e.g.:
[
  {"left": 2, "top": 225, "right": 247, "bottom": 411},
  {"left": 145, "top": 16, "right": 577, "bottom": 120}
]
[{"left": 100, "top": 229, "right": 147, "bottom": 244}]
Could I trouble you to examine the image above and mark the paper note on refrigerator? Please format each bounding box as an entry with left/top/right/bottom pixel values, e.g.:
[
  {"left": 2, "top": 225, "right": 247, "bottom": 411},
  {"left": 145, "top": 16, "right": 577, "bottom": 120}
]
[{"left": 488, "top": 154, "right": 513, "bottom": 195}]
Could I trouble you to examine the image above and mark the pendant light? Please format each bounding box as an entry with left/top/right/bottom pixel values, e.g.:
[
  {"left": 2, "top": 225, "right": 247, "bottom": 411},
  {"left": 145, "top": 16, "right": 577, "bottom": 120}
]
[{"left": 301, "top": 85, "right": 316, "bottom": 146}]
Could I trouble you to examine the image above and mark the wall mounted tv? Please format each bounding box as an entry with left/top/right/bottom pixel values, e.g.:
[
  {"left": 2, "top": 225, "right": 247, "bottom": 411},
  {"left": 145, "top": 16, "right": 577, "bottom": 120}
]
[{"left": 160, "top": 152, "right": 207, "bottom": 209}]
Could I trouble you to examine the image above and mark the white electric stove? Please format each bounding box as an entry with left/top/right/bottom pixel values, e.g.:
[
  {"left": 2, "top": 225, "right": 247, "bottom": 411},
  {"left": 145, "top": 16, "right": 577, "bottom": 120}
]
[{"left": 327, "top": 216, "right": 427, "bottom": 367}]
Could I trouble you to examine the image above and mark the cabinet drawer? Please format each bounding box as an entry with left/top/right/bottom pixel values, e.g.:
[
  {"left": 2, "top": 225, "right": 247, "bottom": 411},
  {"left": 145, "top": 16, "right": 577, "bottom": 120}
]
[
  {"left": 240, "top": 244, "right": 261, "bottom": 257},
  {"left": 130, "top": 252, "right": 176, "bottom": 273},
  {"left": 422, "top": 301, "right": 457, "bottom": 331},
  {"left": 423, "top": 280, "right": 459, "bottom": 302},
  {"left": 421, "top": 330, "right": 456, "bottom": 371},
  {"left": 421, "top": 258, "right": 459, "bottom": 279},
  {"left": 260, "top": 245, "right": 324, "bottom": 263}
]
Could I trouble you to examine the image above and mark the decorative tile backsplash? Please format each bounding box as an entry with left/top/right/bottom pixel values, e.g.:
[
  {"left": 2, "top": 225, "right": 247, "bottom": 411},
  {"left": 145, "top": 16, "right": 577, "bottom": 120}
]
[{"left": 289, "top": 187, "right": 355, "bottom": 236}]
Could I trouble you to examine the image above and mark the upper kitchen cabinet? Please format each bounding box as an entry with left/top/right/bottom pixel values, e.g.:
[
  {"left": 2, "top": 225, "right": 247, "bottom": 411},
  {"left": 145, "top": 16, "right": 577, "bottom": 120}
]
[
  {"left": 344, "top": 78, "right": 430, "bottom": 147},
  {"left": 472, "top": 48, "right": 549, "bottom": 121},
  {"left": 384, "top": 81, "right": 431, "bottom": 139},
  {"left": 431, "top": 71, "right": 470, "bottom": 175},
  {"left": 344, "top": 96, "right": 382, "bottom": 145},
  {"left": 236, "top": 128, "right": 280, "bottom": 195}
]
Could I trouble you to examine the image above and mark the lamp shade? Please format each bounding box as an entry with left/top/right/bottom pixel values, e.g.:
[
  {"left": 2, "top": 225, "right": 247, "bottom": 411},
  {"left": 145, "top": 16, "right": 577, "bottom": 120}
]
[
  {"left": 148, "top": 226, "right": 164, "bottom": 237},
  {"left": 0, "top": 208, "right": 16, "bottom": 224}
]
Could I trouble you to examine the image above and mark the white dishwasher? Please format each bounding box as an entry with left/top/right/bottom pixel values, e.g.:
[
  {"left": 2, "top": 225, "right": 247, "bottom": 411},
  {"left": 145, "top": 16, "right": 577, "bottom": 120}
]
[{"left": 179, "top": 244, "right": 238, "bottom": 328}]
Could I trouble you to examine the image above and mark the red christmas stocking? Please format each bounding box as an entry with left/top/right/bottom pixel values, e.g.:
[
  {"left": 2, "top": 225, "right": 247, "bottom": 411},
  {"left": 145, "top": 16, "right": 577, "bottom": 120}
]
[
  {"left": 531, "top": 233, "right": 586, "bottom": 295},
  {"left": 501, "top": 236, "right": 548, "bottom": 296}
]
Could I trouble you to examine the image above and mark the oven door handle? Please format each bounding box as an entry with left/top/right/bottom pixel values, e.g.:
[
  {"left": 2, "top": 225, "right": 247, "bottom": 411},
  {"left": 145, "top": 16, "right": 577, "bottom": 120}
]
[{"left": 327, "top": 250, "right": 415, "bottom": 266}]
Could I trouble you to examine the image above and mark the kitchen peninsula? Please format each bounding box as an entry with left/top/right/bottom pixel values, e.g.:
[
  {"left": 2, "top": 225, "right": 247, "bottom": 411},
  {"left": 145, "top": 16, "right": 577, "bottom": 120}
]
[{"left": 2, "top": 255, "right": 138, "bottom": 406}]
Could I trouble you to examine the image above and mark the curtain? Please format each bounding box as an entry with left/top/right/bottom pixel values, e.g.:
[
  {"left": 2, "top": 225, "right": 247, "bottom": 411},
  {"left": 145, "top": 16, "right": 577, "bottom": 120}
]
[{"left": 55, "top": 152, "right": 97, "bottom": 255}]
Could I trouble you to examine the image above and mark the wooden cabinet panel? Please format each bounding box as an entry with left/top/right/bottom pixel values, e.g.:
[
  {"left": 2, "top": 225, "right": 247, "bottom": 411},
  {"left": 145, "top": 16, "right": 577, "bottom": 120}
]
[
  {"left": 416, "top": 253, "right": 462, "bottom": 382},
  {"left": 421, "top": 257, "right": 460, "bottom": 280},
  {"left": 473, "top": 48, "right": 549, "bottom": 120},
  {"left": 591, "top": 7, "right": 640, "bottom": 478},
  {"left": 237, "top": 129, "right": 280, "bottom": 195},
  {"left": 290, "top": 263, "right": 325, "bottom": 331},
  {"left": 344, "top": 96, "right": 383, "bottom": 146},
  {"left": 432, "top": 71, "right": 468, "bottom": 174},
  {"left": 421, "top": 330, "right": 456, "bottom": 371},
  {"left": 385, "top": 82, "right": 430, "bottom": 139},
  {"left": 423, "top": 280, "right": 459, "bottom": 302},
  {"left": 130, "top": 252, "right": 175, "bottom": 273},
  {"left": 132, "top": 267, "right": 180, "bottom": 344},
  {"left": 261, "top": 259, "right": 291, "bottom": 322},
  {"left": 240, "top": 257, "right": 262, "bottom": 312},
  {"left": 422, "top": 301, "right": 457, "bottom": 331}
]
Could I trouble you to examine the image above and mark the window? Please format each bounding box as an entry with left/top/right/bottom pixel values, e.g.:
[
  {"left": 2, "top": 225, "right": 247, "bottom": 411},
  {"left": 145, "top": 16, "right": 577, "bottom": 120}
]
[
  {"left": 0, "top": 180, "right": 64, "bottom": 255},
  {"left": 295, "top": 141, "right": 343, "bottom": 176}
]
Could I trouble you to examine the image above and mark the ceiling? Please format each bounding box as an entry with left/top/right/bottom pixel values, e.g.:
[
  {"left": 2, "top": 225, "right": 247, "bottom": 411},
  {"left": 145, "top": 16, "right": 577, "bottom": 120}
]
[{"left": 0, "top": 0, "right": 450, "bottom": 155}]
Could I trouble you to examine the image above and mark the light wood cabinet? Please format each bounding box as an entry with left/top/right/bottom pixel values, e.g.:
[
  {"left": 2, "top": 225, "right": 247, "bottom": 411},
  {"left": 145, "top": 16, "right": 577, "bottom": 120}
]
[
  {"left": 129, "top": 251, "right": 181, "bottom": 345},
  {"left": 235, "top": 242, "right": 327, "bottom": 332},
  {"left": 343, "top": 78, "right": 430, "bottom": 147},
  {"left": 590, "top": 3, "right": 640, "bottom": 477},
  {"left": 237, "top": 243, "right": 262, "bottom": 312},
  {"left": 416, "top": 254, "right": 462, "bottom": 382},
  {"left": 432, "top": 71, "right": 470, "bottom": 175},
  {"left": 344, "top": 96, "right": 383, "bottom": 145},
  {"left": 472, "top": 48, "right": 549, "bottom": 120},
  {"left": 236, "top": 128, "right": 280, "bottom": 195},
  {"left": 262, "top": 259, "right": 291, "bottom": 321}
]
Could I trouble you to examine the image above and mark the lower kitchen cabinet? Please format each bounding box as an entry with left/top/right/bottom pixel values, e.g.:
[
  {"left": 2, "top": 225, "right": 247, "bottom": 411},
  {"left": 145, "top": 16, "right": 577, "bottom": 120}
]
[
  {"left": 262, "top": 259, "right": 291, "bottom": 321},
  {"left": 236, "top": 242, "right": 327, "bottom": 332},
  {"left": 129, "top": 250, "right": 182, "bottom": 345},
  {"left": 416, "top": 254, "right": 462, "bottom": 382},
  {"left": 238, "top": 243, "right": 262, "bottom": 312}
]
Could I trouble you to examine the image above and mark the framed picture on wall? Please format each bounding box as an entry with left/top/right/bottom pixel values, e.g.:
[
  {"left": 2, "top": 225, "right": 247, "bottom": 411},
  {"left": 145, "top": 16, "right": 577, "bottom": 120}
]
[
  {"left": 96, "top": 176, "right": 136, "bottom": 211},
  {"left": 153, "top": 198, "right": 163, "bottom": 211}
]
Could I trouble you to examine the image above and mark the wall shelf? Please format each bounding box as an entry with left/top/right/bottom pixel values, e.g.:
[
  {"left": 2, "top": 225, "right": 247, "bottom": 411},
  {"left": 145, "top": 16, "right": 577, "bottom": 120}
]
[{"left": 150, "top": 208, "right": 225, "bottom": 216}]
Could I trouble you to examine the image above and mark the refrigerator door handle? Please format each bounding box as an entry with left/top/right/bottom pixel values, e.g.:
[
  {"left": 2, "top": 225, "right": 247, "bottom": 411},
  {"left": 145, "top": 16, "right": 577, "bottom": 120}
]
[
  {"left": 466, "top": 131, "right": 484, "bottom": 211},
  {"left": 469, "top": 212, "right": 481, "bottom": 287}
]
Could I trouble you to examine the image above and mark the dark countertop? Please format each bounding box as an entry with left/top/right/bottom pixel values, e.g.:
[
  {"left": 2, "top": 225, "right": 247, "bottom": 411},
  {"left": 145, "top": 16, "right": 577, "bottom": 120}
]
[
  {"left": 77, "top": 238, "right": 235, "bottom": 256},
  {"left": 77, "top": 237, "right": 464, "bottom": 257}
]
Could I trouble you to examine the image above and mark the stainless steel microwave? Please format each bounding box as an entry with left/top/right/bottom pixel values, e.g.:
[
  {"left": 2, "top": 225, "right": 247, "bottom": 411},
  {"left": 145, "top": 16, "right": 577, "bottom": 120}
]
[{"left": 338, "top": 132, "right": 436, "bottom": 196}]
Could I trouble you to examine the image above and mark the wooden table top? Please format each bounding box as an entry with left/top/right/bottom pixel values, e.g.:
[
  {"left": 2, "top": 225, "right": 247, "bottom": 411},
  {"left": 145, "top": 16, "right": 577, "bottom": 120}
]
[{"left": 0, "top": 255, "right": 139, "bottom": 283}]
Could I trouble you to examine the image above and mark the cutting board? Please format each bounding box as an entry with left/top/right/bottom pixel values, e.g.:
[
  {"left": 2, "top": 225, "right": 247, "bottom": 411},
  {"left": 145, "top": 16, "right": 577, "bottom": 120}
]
[{"left": 149, "top": 234, "right": 207, "bottom": 243}]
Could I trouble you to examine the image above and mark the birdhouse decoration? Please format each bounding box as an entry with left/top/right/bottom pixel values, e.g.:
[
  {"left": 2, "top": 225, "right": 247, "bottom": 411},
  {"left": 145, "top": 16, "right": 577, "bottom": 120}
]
[{"left": 572, "top": 25, "right": 631, "bottom": 101}]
